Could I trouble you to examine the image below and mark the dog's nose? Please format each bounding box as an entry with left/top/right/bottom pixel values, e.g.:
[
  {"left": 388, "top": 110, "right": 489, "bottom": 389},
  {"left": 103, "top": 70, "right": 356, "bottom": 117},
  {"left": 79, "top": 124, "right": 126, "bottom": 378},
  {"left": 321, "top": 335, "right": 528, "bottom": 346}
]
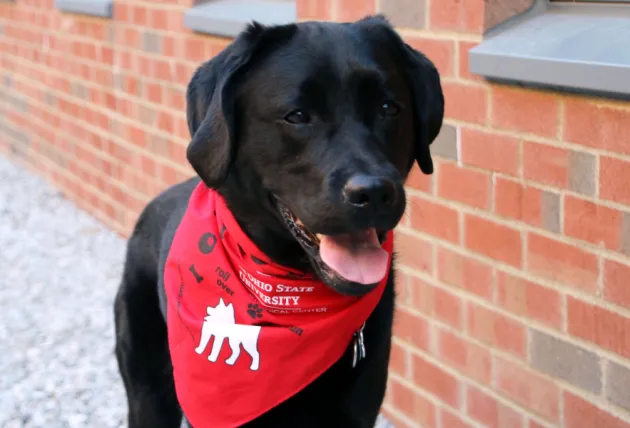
[{"left": 342, "top": 175, "right": 397, "bottom": 209}]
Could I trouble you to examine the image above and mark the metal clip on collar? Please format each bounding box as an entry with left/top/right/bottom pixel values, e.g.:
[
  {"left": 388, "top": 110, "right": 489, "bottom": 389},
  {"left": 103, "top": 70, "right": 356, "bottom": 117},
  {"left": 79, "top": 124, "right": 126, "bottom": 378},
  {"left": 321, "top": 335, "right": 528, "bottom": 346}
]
[{"left": 352, "top": 323, "right": 366, "bottom": 368}]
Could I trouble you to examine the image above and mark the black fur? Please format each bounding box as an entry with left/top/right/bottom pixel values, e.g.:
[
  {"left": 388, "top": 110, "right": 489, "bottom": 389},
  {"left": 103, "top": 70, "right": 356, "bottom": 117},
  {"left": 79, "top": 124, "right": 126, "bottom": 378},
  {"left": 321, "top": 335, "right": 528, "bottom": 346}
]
[{"left": 114, "top": 15, "right": 443, "bottom": 428}]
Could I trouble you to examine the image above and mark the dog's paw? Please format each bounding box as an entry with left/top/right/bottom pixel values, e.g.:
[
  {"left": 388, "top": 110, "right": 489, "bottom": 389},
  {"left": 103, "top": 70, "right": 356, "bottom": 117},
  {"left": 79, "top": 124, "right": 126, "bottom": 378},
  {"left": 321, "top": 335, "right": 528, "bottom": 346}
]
[{"left": 247, "top": 303, "right": 263, "bottom": 319}]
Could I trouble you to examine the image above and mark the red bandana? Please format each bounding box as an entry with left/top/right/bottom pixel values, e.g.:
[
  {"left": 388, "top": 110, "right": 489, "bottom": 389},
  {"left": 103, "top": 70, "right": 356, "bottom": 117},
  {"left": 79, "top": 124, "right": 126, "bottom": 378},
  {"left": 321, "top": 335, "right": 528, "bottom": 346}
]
[{"left": 164, "top": 182, "right": 393, "bottom": 428}]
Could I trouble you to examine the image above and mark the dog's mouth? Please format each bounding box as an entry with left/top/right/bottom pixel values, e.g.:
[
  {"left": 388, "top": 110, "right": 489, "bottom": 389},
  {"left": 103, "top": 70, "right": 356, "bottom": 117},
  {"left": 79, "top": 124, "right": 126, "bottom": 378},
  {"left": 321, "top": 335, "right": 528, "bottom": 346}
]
[{"left": 274, "top": 198, "right": 389, "bottom": 295}]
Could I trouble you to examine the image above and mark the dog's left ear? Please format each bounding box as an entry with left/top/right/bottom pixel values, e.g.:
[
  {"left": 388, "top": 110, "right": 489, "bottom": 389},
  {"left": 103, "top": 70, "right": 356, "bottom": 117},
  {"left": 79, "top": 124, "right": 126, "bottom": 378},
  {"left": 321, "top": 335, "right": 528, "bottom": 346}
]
[
  {"left": 186, "top": 22, "right": 298, "bottom": 187},
  {"left": 357, "top": 16, "right": 445, "bottom": 175}
]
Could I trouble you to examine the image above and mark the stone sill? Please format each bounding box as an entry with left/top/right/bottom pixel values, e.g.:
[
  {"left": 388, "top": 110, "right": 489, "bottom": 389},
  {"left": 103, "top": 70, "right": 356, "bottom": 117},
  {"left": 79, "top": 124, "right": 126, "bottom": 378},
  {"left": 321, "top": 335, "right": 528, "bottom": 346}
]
[
  {"left": 55, "top": 0, "right": 112, "bottom": 18},
  {"left": 470, "top": 0, "right": 630, "bottom": 98},
  {"left": 184, "top": 0, "right": 296, "bottom": 38}
]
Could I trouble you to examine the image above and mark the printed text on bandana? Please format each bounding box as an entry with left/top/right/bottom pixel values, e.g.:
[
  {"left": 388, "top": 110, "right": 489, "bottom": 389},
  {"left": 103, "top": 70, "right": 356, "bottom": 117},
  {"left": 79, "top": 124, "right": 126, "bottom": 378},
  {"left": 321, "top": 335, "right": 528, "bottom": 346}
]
[
  {"left": 238, "top": 268, "right": 325, "bottom": 312},
  {"left": 239, "top": 268, "right": 301, "bottom": 307}
]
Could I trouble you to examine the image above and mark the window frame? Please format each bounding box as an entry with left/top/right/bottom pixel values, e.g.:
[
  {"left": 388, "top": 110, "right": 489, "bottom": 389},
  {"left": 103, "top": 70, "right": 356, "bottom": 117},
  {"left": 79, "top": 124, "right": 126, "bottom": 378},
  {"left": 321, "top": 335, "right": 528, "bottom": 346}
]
[
  {"left": 184, "top": 0, "right": 297, "bottom": 38},
  {"left": 55, "top": 0, "right": 113, "bottom": 18},
  {"left": 469, "top": 0, "right": 630, "bottom": 98}
]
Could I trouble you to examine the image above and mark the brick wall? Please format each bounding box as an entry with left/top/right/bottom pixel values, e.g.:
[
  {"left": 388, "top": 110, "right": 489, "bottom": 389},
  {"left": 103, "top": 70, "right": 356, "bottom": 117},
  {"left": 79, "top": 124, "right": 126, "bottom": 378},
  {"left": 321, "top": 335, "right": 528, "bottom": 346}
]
[{"left": 1, "top": 1, "right": 630, "bottom": 427}]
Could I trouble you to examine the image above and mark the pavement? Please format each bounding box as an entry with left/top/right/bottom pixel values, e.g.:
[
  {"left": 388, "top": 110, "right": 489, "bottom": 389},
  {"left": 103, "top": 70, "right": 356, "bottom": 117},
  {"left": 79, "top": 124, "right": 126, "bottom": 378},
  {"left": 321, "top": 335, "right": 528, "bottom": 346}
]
[{"left": 0, "top": 155, "right": 127, "bottom": 427}]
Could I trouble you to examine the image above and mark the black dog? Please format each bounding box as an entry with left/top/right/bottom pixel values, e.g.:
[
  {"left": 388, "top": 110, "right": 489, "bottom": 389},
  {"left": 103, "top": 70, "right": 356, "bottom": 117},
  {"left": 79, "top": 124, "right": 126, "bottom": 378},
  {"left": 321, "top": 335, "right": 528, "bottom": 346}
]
[{"left": 114, "top": 15, "right": 443, "bottom": 428}]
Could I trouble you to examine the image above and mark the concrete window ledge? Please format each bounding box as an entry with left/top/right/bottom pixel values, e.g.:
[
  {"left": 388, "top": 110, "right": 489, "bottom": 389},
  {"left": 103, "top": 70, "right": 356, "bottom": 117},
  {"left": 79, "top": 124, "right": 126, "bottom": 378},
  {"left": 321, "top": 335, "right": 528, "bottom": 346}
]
[
  {"left": 55, "top": 0, "right": 113, "bottom": 18},
  {"left": 184, "top": 0, "right": 296, "bottom": 38},
  {"left": 470, "top": 0, "right": 630, "bottom": 98}
]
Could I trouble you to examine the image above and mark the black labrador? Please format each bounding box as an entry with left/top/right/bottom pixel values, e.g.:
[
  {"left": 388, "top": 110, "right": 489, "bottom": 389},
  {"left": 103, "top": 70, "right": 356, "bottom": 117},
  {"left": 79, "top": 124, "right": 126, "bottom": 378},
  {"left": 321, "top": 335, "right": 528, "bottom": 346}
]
[{"left": 114, "top": 15, "right": 444, "bottom": 428}]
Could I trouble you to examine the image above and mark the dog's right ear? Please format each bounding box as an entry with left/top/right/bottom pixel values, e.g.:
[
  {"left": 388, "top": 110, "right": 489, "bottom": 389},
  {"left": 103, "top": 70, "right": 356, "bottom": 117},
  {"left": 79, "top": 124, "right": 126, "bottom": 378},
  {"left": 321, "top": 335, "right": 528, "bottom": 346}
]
[
  {"left": 186, "top": 22, "right": 297, "bottom": 188},
  {"left": 356, "top": 16, "right": 444, "bottom": 175}
]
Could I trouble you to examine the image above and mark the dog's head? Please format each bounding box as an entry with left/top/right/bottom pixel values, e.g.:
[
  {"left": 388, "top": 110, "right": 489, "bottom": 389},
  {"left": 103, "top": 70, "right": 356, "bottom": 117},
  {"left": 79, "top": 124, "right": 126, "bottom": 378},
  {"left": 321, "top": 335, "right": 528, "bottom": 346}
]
[{"left": 186, "top": 16, "right": 444, "bottom": 296}]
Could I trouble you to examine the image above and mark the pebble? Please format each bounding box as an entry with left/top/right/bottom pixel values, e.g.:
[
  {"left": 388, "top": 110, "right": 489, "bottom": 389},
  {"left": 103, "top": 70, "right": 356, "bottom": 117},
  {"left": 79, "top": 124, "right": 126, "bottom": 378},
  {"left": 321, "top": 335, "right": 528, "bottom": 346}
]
[{"left": 0, "top": 156, "right": 127, "bottom": 427}]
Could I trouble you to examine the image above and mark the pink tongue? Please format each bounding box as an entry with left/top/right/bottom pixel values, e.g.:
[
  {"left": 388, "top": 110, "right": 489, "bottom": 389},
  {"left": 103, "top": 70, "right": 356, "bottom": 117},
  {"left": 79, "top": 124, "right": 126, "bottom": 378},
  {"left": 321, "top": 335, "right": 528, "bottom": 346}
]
[{"left": 319, "top": 229, "right": 389, "bottom": 285}]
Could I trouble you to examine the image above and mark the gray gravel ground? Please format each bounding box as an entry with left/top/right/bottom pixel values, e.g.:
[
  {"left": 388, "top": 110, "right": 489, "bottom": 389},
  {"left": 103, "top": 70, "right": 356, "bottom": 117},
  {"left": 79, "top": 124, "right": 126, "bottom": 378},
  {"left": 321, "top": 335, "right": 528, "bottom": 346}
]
[
  {"left": 0, "top": 155, "right": 127, "bottom": 427},
  {"left": 0, "top": 155, "right": 395, "bottom": 428}
]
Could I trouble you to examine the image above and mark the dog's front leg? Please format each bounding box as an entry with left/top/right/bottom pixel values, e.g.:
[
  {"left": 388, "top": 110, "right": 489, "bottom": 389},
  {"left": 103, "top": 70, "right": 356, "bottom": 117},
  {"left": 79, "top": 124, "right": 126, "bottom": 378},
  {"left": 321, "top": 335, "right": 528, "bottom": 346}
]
[{"left": 339, "top": 278, "right": 395, "bottom": 428}]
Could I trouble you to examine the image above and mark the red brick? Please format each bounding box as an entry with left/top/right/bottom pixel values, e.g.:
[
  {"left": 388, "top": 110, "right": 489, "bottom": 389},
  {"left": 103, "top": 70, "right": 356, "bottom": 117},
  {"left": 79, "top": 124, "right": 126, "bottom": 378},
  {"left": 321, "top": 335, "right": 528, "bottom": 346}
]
[
  {"left": 150, "top": 9, "right": 169, "bottom": 31},
  {"left": 139, "top": 156, "right": 157, "bottom": 176},
  {"left": 436, "top": 327, "right": 492, "bottom": 383},
  {"left": 567, "top": 297, "right": 630, "bottom": 359},
  {"left": 393, "top": 308, "right": 430, "bottom": 351},
  {"left": 440, "top": 409, "right": 473, "bottom": 428},
  {"left": 169, "top": 141, "right": 189, "bottom": 166},
  {"left": 600, "top": 156, "right": 630, "bottom": 206},
  {"left": 176, "top": 116, "right": 192, "bottom": 141},
  {"left": 389, "top": 380, "right": 437, "bottom": 427},
  {"left": 460, "top": 128, "right": 520, "bottom": 175},
  {"left": 131, "top": 5, "right": 147, "bottom": 26},
  {"left": 437, "top": 161, "right": 491, "bottom": 209},
  {"left": 128, "top": 126, "right": 146, "bottom": 149},
  {"left": 412, "top": 354, "right": 461, "bottom": 407},
  {"left": 114, "top": 3, "right": 130, "bottom": 21},
  {"left": 438, "top": 247, "right": 493, "bottom": 300},
  {"left": 467, "top": 302, "right": 526, "bottom": 357},
  {"left": 458, "top": 41, "right": 482, "bottom": 82},
  {"left": 185, "top": 38, "right": 207, "bottom": 63},
  {"left": 564, "top": 391, "right": 630, "bottom": 428},
  {"left": 494, "top": 177, "right": 525, "bottom": 220},
  {"left": 429, "top": 0, "right": 485, "bottom": 33},
  {"left": 166, "top": 88, "right": 187, "bottom": 114},
  {"left": 527, "top": 233, "right": 599, "bottom": 293},
  {"left": 406, "top": 163, "right": 433, "bottom": 193},
  {"left": 523, "top": 141, "right": 569, "bottom": 188},
  {"left": 161, "top": 164, "right": 187, "bottom": 187},
  {"left": 411, "top": 277, "right": 463, "bottom": 329},
  {"left": 394, "top": 271, "right": 412, "bottom": 306},
  {"left": 604, "top": 259, "right": 630, "bottom": 309},
  {"left": 496, "top": 271, "right": 563, "bottom": 329},
  {"left": 495, "top": 357, "right": 560, "bottom": 421},
  {"left": 394, "top": 230, "right": 433, "bottom": 275},
  {"left": 162, "top": 35, "right": 178, "bottom": 57},
  {"left": 564, "top": 98, "right": 630, "bottom": 155},
  {"left": 443, "top": 82, "right": 488, "bottom": 124},
  {"left": 494, "top": 179, "right": 551, "bottom": 230},
  {"left": 409, "top": 196, "right": 460, "bottom": 243},
  {"left": 564, "top": 195, "right": 622, "bottom": 249},
  {"left": 389, "top": 341, "right": 411, "bottom": 378},
  {"left": 405, "top": 37, "right": 455, "bottom": 77},
  {"left": 153, "top": 59, "right": 172, "bottom": 81},
  {"left": 156, "top": 111, "right": 175, "bottom": 134},
  {"left": 465, "top": 215, "right": 522, "bottom": 267},
  {"left": 491, "top": 86, "right": 559, "bottom": 138},
  {"left": 100, "top": 46, "right": 114, "bottom": 65},
  {"left": 175, "top": 63, "right": 196, "bottom": 86},
  {"left": 297, "top": 0, "right": 334, "bottom": 20},
  {"left": 528, "top": 420, "right": 547, "bottom": 428},
  {"left": 336, "top": 0, "right": 376, "bottom": 21},
  {"left": 145, "top": 82, "right": 163, "bottom": 104},
  {"left": 467, "top": 386, "right": 524, "bottom": 428}
]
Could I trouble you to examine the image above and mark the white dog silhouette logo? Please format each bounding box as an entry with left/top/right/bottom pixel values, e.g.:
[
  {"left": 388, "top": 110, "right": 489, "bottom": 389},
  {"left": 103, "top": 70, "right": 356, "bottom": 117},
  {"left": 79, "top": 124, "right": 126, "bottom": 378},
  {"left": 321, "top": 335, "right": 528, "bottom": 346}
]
[{"left": 194, "top": 298, "right": 261, "bottom": 371}]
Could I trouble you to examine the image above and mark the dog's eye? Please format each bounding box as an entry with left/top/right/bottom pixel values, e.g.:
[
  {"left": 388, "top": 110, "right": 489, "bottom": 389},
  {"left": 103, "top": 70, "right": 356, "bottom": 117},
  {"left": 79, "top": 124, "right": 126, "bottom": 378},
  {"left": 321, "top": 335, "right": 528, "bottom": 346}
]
[
  {"left": 284, "top": 110, "right": 311, "bottom": 125},
  {"left": 380, "top": 101, "right": 400, "bottom": 117}
]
